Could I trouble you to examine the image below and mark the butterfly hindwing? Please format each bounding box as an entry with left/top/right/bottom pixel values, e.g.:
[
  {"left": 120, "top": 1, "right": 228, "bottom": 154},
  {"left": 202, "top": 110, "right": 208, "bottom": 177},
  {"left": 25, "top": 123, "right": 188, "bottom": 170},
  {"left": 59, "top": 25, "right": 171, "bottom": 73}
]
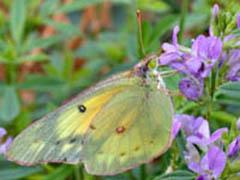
[{"left": 81, "top": 79, "right": 173, "bottom": 175}]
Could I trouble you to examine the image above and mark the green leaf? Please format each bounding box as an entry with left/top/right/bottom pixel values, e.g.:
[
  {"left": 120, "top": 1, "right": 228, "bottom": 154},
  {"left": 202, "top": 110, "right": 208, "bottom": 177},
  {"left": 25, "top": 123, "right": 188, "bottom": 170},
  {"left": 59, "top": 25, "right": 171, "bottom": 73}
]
[
  {"left": 210, "top": 111, "right": 237, "bottom": 124},
  {"left": 154, "top": 170, "right": 196, "bottom": 180},
  {"left": 17, "top": 75, "right": 65, "bottom": 92},
  {"left": 214, "top": 82, "right": 240, "bottom": 106},
  {"left": 28, "top": 35, "right": 64, "bottom": 50},
  {"left": 137, "top": 0, "right": 170, "bottom": 12},
  {"left": 44, "top": 165, "right": 73, "bottom": 180},
  {"left": 143, "top": 15, "right": 178, "bottom": 53},
  {"left": 40, "top": 0, "right": 60, "bottom": 16},
  {"left": 0, "top": 166, "right": 42, "bottom": 180},
  {"left": 0, "top": 86, "right": 20, "bottom": 123},
  {"left": 58, "top": 0, "right": 131, "bottom": 13},
  {"left": 151, "top": 15, "right": 179, "bottom": 41},
  {"left": 10, "top": 0, "right": 26, "bottom": 44},
  {"left": 44, "top": 20, "right": 81, "bottom": 37},
  {"left": 19, "top": 53, "right": 49, "bottom": 63},
  {"left": 58, "top": 0, "right": 102, "bottom": 13}
]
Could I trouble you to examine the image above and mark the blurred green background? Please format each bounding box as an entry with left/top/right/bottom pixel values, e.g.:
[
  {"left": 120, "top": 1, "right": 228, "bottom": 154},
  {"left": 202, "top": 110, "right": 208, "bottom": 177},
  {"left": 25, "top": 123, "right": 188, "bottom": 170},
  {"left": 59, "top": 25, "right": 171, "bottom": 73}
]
[{"left": 0, "top": 0, "right": 232, "bottom": 179}]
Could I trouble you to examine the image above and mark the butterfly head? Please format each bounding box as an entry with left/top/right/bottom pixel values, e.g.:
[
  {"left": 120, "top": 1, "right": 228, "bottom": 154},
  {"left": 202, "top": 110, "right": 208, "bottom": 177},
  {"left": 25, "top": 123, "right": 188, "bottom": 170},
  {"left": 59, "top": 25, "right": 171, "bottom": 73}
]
[
  {"left": 134, "top": 54, "right": 166, "bottom": 89},
  {"left": 134, "top": 54, "right": 158, "bottom": 78}
]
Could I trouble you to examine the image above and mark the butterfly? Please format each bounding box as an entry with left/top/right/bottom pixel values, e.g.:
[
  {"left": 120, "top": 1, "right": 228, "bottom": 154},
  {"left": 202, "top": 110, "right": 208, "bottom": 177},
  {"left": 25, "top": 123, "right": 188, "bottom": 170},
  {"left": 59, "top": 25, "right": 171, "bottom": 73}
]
[{"left": 6, "top": 55, "right": 174, "bottom": 175}]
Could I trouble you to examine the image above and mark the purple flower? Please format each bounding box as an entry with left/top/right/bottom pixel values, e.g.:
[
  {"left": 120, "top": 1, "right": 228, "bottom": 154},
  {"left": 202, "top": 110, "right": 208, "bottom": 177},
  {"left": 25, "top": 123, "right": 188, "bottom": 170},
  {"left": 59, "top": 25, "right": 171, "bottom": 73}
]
[
  {"left": 159, "top": 26, "right": 223, "bottom": 101},
  {"left": 187, "top": 128, "right": 228, "bottom": 150},
  {"left": 237, "top": 118, "right": 240, "bottom": 130},
  {"left": 173, "top": 115, "right": 210, "bottom": 138},
  {"left": 160, "top": 30, "right": 222, "bottom": 79},
  {"left": 173, "top": 114, "right": 228, "bottom": 149},
  {"left": 227, "top": 136, "right": 240, "bottom": 158},
  {"left": 190, "top": 35, "right": 223, "bottom": 78},
  {"left": 212, "top": 4, "right": 219, "bottom": 18},
  {"left": 179, "top": 77, "right": 204, "bottom": 101},
  {"left": 172, "top": 26, "right": 179, "bottom": 46},
  {"left": 172, "top": 115, "right": 227, "bottom": 178},
  {"left": 159, "top": 26, "right": 188, "bottom": 74},
  {"left": 0, "top": 127, "right": 12, "bottom": 155},
  {"left": 171, "top": 116, "right": 182, "bottom": 139},
  {"left": 237, "top": 13, "right": 240, "bottom": 29},
  {"left": 226, "top": 50, "right": 240, "bottom": 81},
  {"left": 188, "top": 145, "right": 226, "bottom": 180},
  {"left": 209, "top": 4, "right": 219, "bottom": 36}
]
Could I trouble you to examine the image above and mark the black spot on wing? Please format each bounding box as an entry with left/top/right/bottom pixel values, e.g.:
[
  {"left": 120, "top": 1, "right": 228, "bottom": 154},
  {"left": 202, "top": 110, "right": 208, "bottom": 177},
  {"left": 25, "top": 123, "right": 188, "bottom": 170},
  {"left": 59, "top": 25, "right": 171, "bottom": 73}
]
[
  {"left": 78, "top": 105, "right": 86, "bottom": 113},
  {"left": 56, "top": 140, "right": 61, "bottom": 145},
  {"left": 90, "top": 124, "right": 96, "bottom": 130},
  {"left": 70, "top": 138, "right": 77, "bottom": 143},
  {"left": 120, "top": 152, "right": 126, "bottom": 157},
  {"left": 134, "top": 146, "right": 140, "bottom": 151}
]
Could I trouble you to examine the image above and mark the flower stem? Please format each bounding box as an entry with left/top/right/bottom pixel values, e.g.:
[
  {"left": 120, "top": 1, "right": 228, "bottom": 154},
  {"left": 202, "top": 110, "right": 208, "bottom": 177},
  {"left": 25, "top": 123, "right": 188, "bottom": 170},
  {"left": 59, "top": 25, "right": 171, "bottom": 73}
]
[
  {"left": 127, "top": 171, "right": 137, "bottom": 180},
  {"left": 83, "top": 171, "right": 96, "bottom": 180},
  {"left": 136, "top": 10, "right": 146, "bottom": 58},
  {"left": 179, "top": 0, "right": 189, "bottom": 44},
  {"left": 74, "top": 165, "right": 82, "bottom": 180},
  {"left": 140, "top": 164, "right": 146, "bottom": 180}
]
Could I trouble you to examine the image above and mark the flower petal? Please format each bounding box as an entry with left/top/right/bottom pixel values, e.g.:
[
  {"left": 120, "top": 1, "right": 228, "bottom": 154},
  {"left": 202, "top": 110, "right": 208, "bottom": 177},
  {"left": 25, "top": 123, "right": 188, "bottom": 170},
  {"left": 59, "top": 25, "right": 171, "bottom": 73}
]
[
  {"left": 227, "top": 136, "right": 240, "bottom": 157},
  {"left": 237, "top": 13, "right": 240, "bottom": 29},
  {"left": 171, "top": 117, "right": 182, "bottom": 139},
  {"left": 179, "top": 77, "right": 204, "bottom": 101},
  {"left": 209, "top": 128, "right": 228, "bottom": 144},
  {"left": 187, "top": 136, "right": 208, "bottom": 150},
  {"left": 0, "top": 137, "right": 13, "bottom": 155},
  {"left": 172, "top": 26, "right": 180, "bottom": 46},
  {"left": 197, "top": 118, "right": 210, "bottom": 139},
  {"left": 0, "top": 128, "right": 6, "bottom": 139},
  {"left": 201, "top": 145, "right": 226, "bottom": 178}
]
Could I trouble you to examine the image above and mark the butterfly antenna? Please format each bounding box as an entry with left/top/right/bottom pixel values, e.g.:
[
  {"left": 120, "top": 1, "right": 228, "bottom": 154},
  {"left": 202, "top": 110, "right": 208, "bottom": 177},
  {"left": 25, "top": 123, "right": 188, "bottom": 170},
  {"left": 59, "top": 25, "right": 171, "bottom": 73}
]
[
  {"left": 159, "top": 70, "right": 179, "bottom": 77},
  {"left": 136, "top": 9, "right": 146, "bottom": 57},
  {"left": 158, "top": 85, "right": 183, "bottom": 97}
]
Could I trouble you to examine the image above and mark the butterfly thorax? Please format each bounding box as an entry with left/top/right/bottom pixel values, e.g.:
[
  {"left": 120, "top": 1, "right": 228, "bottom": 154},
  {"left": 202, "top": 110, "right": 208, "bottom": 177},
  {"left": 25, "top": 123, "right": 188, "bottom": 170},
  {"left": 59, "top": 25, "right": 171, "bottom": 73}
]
[{"left": 134, "top": 55, "right": 165, "bottom": 90}]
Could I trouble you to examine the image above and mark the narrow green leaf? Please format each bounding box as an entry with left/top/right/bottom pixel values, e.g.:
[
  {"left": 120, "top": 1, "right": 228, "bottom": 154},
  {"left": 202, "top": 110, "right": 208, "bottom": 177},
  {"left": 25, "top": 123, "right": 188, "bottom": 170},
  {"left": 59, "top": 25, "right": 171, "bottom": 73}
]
[
  {"left": 40, "top": 0, "right": 60, "bottom": 16},
  {"left": 19, "top": 53, "right": 49, "bottom": 63},
  {"left": 17, "top": 75, "right": 65, "bottom": 92},
  {"left": 58, "top": 0, "right": 131, "bottom": 13},
  {"left": 0, "top": 86, "right": 20, "bottom": 123},
  {"left": 210, "top": 111, "right": 237, "bottom": 124},
  {"left": 44, "top": 165, "right": 73, "bottom": 180},
  {"left": 58, "top": 0, "right": 103, "bottom": 13},
  {"left": 137, "top": 0, "right": 170, "bottom": 12},
  {"left": 10, "top": 0, "right": 26, "bottom": 44},
  {"left": 0, "top": 166, "right": 42, "bottom": 180},
  {"left": 44, "top": 20, "right": 81, "bottom": 37},
  {"left": 214, "top": 82, "right": 240, "bottom": 106},
  {"left": 154, "top": 170, "right": 196, "bottom": 180},
  {"left": 29, "top": 35, "right": 64, "bottom": 50}
]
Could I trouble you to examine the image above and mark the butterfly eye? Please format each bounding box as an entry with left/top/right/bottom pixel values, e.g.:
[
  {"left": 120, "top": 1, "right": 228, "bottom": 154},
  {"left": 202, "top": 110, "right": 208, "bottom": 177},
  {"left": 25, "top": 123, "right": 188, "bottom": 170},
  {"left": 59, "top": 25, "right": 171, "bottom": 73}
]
[{"left": 78, "top": 105, "right": 86, "bottom": 113}]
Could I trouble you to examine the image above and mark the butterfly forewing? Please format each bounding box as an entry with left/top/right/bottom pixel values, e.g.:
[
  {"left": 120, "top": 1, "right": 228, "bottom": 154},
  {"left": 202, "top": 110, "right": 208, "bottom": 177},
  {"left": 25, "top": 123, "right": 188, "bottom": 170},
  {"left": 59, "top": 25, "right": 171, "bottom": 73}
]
[{"left": 7, "top": 72, "right": 136, "bottom": 165}]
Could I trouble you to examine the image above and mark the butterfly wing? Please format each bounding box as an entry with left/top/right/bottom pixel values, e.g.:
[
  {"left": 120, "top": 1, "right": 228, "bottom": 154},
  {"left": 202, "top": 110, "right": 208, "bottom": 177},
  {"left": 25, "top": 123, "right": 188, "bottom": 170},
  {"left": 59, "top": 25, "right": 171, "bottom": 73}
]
[
  {"left": 7, "top": 72, "right": 137, "bottom": 166},
  {"left": 81, "top": 78, "right": 174, "bottom": 175}
]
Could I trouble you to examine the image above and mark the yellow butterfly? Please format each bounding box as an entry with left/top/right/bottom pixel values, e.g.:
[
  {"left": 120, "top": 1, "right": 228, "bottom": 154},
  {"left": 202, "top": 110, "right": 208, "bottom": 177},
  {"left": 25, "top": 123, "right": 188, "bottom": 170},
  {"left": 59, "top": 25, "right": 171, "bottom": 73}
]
[{"left": 6, "top": 56, "right": 174, "bottom": 175}]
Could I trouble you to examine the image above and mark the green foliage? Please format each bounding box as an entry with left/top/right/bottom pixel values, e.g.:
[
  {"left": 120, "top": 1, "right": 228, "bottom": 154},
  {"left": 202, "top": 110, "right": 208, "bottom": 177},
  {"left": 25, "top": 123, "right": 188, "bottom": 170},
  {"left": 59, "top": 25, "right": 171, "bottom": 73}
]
[
  {"left": 0, "top": 0, "right": 230, "bottom": 179},
  {"left": 0, "top": 86, "right": 20, "bottom": 123},
  {"left": 214, "top": 82, "right": 240, "bottom": 106},
  {"left": 153, "top": 170, "right": 196, "bottom": 180},
  {"left": 10, "top": 0, "right": 26, "bottom": 44}
]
